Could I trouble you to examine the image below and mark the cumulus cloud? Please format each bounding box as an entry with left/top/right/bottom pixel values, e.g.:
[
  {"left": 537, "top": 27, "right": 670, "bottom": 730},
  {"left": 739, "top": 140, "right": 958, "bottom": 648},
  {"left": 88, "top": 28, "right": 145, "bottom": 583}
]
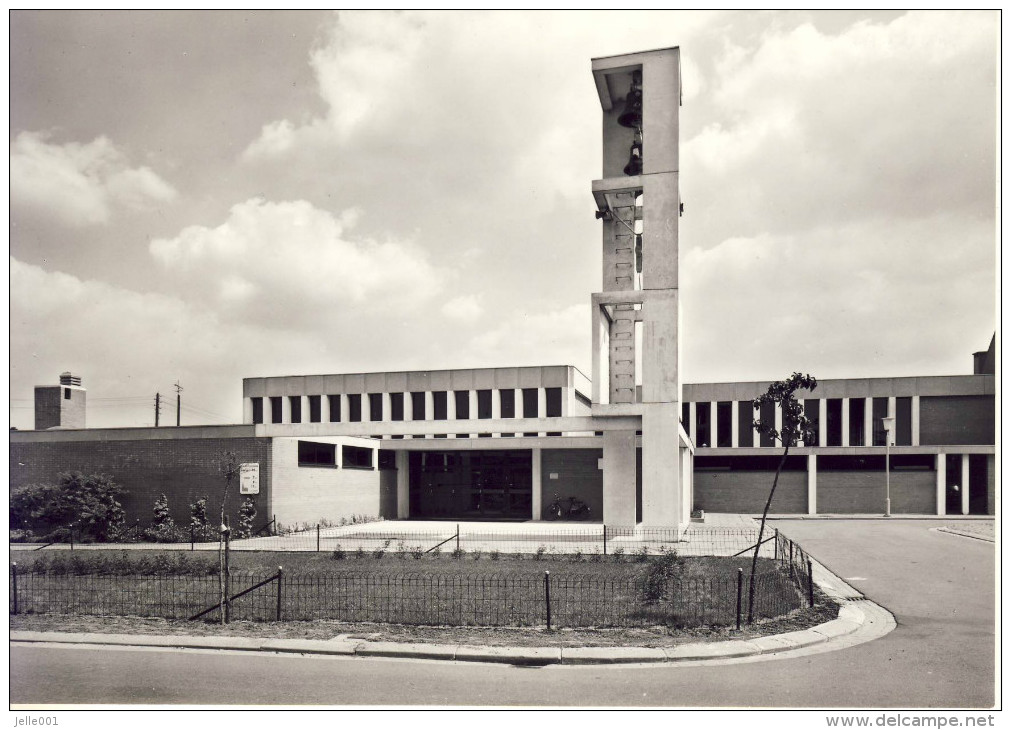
[
  {"left": 463, "top": 304, "right": 589, "bottom": 372},
  {"left": 440, "top": 295, "right": 483, "bottom": 323},
  {"left": 149, "top": 198, "right": 447, "bottom": 328},
  {"left": 10, "top": 131, "right": 177, "bottom": 226}
]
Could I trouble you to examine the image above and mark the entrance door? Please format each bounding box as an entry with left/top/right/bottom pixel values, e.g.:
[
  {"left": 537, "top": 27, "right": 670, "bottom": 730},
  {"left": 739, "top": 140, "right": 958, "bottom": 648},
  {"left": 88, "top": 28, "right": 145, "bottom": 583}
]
[{"left": 409, "top": 450, "right": 532, "bottom": 519}]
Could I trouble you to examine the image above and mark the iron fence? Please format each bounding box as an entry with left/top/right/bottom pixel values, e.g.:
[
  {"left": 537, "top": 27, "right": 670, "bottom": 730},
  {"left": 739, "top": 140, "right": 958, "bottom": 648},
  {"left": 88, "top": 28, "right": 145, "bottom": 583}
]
[{"left": 10, "top": 561, "right": 807, "bottom": 629}]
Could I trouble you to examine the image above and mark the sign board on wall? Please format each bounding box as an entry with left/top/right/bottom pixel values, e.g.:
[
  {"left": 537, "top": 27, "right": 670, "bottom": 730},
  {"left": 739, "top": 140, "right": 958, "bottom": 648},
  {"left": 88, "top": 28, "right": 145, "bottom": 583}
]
[{"left": 239, "top": 463, "right": 260, "bottom": 495}]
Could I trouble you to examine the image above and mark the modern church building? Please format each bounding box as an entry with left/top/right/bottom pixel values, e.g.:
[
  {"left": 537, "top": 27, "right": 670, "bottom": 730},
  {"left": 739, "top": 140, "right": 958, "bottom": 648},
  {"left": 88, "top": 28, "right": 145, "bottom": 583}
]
[{"left": 10, "top": 48, "right": 997, "bottom": 530}]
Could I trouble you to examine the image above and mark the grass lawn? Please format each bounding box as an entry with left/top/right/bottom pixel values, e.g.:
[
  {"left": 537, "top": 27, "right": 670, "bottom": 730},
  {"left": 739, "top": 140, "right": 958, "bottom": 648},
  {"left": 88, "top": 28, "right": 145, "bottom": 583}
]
[{"left": 11, "top": 548, "right": 810, "bottom": 630}]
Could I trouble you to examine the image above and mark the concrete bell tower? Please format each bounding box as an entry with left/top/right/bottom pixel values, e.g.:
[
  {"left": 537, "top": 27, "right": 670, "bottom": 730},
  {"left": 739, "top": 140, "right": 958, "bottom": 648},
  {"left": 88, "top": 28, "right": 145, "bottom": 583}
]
[{"left": 590, "top": 47, "right": 689, "bottom": 528}]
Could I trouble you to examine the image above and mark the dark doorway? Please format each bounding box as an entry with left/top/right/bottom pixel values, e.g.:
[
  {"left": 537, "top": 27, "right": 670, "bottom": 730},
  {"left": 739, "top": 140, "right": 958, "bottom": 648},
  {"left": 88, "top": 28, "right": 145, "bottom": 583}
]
[{"left": 409, "top": 450, "right": 532, "bottom": 519}]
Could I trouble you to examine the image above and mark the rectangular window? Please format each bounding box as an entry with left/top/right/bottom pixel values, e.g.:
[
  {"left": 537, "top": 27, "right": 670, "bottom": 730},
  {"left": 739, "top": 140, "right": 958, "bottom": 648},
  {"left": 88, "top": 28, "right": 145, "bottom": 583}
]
[
  {"left": 545, "top": 387, "right": 563, "bottom": 417},
  {"left": 682, "top": 402, "right": 690, "bottom": 428},
  {"left": 298, "top": 440, "right": 336, "bottom": 467},
  {"left": 289, "top": 396, "right": 302, "bottom": 424},
  {"left": 390, "top": 392, "right": 404, "bottom": 421},
  {"left": 308, "top": 395, "right": 321, "bottom": 423},
  {"left": 328, "top": 395, "right": 341, "bottom": 423},
  {"left": 737, "top": 401, "right": 754, "bottom": 448},
  {"left": 342, "top": 444, "right": 374, "bottom": 469},
  {"left": 270, "top": 396, "right": 283, "bottom": 424},
  {"left": 378, "top": 449, "right": 397, "bottom": 470},
  {"left": 433, "top": 391, "right": 448, "bottom": 420},
  {"left": 477, "top": 390, "right": 492, "bottom": 419},
  {"left": 369, "top": 393, "right": 383, "bottom": 422},
  {"left": 500, "top": 389, "right": 515, "bottom": 418},
  {"left": 826, "top": 398, "right": 843, "bottom": 447},
  {"left": 455, "top": 391, "right": 470, "bottom": 420},
  {"left": 522, "top": 388, "right": 539, "bottom": 418},
  {"left": 716, "top": 401, "right": 733, "bottom": 448},
  {"left": 804, "top": 399, "right": 820, "bottom": 445},
  {"left": 695, "top": 402, "right": 711, "bottom": 447},
  {"left": 895, "top": 396, "right": 912, "bottom": 446},
  {"left": 348, "top": 394, "right": 362, "bottom": 422},
  {"left": 759, "top": 401, "right": 776, "bottom": 447},
  {"left": 252, "top": 397, "right": 264, "bottom": 425},
  {"left": 872, "top": 397, "right": 889, "bottom": 446},
  {"left": 64, "top": 388, "right": 71, "bottom": 400},
  {"left": 848, "top": 398, "right": 865, "bottom": 446},
  {"left": 411, "top": 392, "right": 425, "bottom": 420}
]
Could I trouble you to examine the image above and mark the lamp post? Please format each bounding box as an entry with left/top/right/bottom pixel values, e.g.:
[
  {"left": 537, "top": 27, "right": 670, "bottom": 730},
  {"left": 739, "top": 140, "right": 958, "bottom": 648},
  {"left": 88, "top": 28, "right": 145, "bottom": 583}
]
[{"left": 882, "top": 416, "right": 895, "bottom": 517}]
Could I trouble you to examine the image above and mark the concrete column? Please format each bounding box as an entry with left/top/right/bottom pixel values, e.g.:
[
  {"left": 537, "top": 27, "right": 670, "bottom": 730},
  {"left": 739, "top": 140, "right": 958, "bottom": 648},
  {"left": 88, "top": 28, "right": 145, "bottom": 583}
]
[
  {"left": 688, "top": 402, "right": 696, "bottom": 445},
  {"left": 321, "top": 393, "right": 331, "bottom": 423},
  {"left": 491, "top": 389, "right": 501, "bottom": 438},
  {"left": 863, "top": 397, "right": 873, "bottom": 448},
  {"left": 935, "top": 453, "right": 946, "bottom": 516},
  {"left": 960, "top": 454, "right": 970, "bottom": 516},
  {"left": 396, "top": 450, "right": 410, "bottom": 519},
  {"left": 911, "top": 396, "right": 920, "bottom": 446},
  {"left": 602, "top": 430, "right": 637, "bottom": 525},
  {"left": 531, "top": 447, "right": 543, "bottom": 520},
  {"left": 243, "top": 398, "right": 254, "bottom": 424},
  {"left": 424, "top": 391, "right": 434, "bottom": 437},
  {"left": 709, "top": 401, "right": 718, "bottom": 450},
  {"left": 381, "top": 393, "right": 391, "bottom": 424},
  {"left": 753, "top": 402, "right": 762, "bottom": 446},
  {"left": 641, "top": 403, "right": 680, "bottom": 527},
  {"left": 807, "top": 454, "right": 817, "bottom": 515},
  {"left": 404, "top": 391, "right": 413, "bottom": 422},
  {"left": 774, "top": 403, "right": 783, "bottom": 442},
  {"left": 731, "top": 400, "right": 740, "bottom": 448},
  {"left": 818, "top": 400, "right": 827, "bottom": 447},
  {"left": 841, "top": 398, "right": 850, "bottom": 447},
  {"left": 281, "top": 396, "right": 291, "bottom": 424},
  {"left": 469, "top": 390, "right": 479, "bottom": 437},
  {"left": 536, "top": 388, "right": 547, "bottom": 437},
  {"left": 341, "top": 394, "right": 351, "bottom": 425},
  {"left": 447, "top": 390, "right": 457, "bottom": 421}
]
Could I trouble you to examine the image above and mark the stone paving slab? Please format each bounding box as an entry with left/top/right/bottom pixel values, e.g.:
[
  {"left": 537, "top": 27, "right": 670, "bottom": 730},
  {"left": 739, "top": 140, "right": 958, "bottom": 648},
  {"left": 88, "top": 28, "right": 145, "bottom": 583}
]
[
  {"left": 354, "top": 641, "right": 457, "bottom": 660},
  {"left": 664, "top": 641, "right": 761, "bottom": 661},
  {"left": 258, "top": 638, "right": 358, "bottom": 655},
  {"left": 811, "top": 618, "right": 862, "bottom": 639}
]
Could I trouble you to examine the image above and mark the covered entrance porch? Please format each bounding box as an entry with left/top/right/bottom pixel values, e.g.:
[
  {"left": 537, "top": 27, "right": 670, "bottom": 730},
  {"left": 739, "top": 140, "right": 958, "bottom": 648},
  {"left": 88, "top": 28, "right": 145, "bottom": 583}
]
[{"left": 408, "top": 449, "right": 532, "bottom": 520}]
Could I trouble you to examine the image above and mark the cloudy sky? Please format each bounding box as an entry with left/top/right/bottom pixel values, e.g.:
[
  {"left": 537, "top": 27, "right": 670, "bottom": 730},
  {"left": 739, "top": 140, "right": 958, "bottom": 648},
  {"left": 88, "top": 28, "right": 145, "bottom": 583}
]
[{"left": 9, "top": 10, "right": 997, "bottom": 429}]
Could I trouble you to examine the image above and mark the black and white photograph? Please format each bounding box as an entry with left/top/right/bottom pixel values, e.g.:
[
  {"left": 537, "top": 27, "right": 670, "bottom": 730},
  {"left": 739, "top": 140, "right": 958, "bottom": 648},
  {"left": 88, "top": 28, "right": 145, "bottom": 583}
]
[{"left": 8, "top": 10, "right": 998, "bottom": 716}]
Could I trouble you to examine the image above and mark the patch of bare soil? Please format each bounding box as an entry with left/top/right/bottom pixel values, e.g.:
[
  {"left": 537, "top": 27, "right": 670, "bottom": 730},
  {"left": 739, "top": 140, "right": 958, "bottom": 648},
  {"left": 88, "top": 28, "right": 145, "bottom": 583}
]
[{"left": 11, "top": 601, "right": 839, "bottom": 648}]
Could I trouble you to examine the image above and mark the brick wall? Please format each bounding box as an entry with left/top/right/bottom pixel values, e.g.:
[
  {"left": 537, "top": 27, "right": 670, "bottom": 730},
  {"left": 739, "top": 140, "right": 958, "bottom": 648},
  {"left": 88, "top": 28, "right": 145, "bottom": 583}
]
[
  {"left": 379, "top": 469, "right": 398, "bottom": 518},
  {"left": 10, "top": 437, "right": 272, "bottom": 530},
  {"left": 817, "top": 470, "right": 934, "bottom": 514},
  {"left": 541, "top": 449, "right": 604, "bottom": 521},
  {"left": 919, "top": 395, "right": 995, "bottom": 445},
  {"left": 33, "top": 388, "right": 62, "bottom": 430},
  {"left": 693, "top": 470, "right": 807, "bottom": 514}
]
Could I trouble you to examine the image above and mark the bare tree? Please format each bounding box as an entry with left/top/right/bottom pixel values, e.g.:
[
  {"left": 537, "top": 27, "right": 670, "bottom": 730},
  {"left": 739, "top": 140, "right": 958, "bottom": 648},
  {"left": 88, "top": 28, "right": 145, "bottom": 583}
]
[
  {"left": 748, "top": 373, "right": 817, "bottom": 623},
  {"left": 216, "top": 452, "right": 239, "bottom": 625}
]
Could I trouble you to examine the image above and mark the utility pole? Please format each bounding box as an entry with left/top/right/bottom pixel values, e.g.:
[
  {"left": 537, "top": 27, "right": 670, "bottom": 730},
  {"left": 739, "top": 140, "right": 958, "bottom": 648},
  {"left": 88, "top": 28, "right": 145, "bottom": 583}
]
[
  {"left": 175, "top": 381, "right": 183, "bottom": 427},
  {"left": 154, "top": 392, "right": 161, "bottom": 427}
]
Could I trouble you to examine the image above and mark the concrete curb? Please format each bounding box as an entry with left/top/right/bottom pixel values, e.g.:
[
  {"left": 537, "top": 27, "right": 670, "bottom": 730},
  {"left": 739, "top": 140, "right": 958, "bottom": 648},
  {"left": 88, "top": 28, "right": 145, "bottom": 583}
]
[
  {"left": 10, "top": 556, "right": 894, "bottom": 666},
  {"left": 933, "top": 527, "right": 995, "bottom": 543}
]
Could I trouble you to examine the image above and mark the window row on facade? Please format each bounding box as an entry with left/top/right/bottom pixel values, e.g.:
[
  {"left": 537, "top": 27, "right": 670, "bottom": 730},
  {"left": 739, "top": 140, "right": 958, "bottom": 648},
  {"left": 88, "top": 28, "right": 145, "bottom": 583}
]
[
  {"left": 250, "top": 387, "right": 566, "bottom": 426},
  {"left": 682, "top": 396, "right": 919, "bottom": 448}
]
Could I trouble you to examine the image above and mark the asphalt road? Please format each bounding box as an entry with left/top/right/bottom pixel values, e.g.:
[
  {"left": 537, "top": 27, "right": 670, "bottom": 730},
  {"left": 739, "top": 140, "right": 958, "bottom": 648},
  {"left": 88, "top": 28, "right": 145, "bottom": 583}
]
[{"left": 10, "top": 520, "right": 996, "bottom": 708}]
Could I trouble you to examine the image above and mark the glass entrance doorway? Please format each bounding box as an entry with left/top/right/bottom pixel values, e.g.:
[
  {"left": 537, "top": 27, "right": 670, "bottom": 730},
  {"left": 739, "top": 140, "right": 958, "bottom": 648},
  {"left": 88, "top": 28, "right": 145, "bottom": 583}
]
[{"left": 409, "top": 450, "right": 532, "bottom": 519}]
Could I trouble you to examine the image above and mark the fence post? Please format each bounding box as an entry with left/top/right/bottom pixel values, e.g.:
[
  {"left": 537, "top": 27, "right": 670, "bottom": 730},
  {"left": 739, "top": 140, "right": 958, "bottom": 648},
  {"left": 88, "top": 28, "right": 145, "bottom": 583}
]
[
  {"left": 191, "top": 526, "right": 195, "bottom": 552},
  {"left": 456, "top": 524, "right": 460, "bottom": 552},
  {"left": 276, "top": 566, "right": 283, "bottom": 621},
  {"left": 774, "top": 528, "right": 779, "bottom": 561},
  {"left": 273, "top": 514, "right": 277, "bottom": 537},
  {"left": 789, "top": 541, "right": 794, "bottom": 579},
  {"left": 224, "top": 518, "right": 231, "bottom": 624},
  {"left": 11, "top": 563, "right": 18, "bottom": 616},
  {"left": 807, "top": 558, "right": 814, "bottom": 607},
  {"left": 736, "top": 567, "right": 743, "bottom": 631},
  {"left": 69, "top": 524, "right": 74, "bottom": 551},
  {"left": 603, "top": 524, "right": 607, "bottom": 556},
  {"left": 543, "top": 571, "right": 551, "bottom": 630},
  {"left": 317, "top": 523, "right": 321, "bottom": 552}
]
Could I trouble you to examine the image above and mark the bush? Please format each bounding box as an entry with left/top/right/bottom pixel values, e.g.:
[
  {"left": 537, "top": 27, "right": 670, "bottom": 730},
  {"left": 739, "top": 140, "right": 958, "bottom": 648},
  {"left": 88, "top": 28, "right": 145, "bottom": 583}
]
[
  {"left": 611, "top": 546, "right": 625, "bottom": 563},
  {"left": 534, "top": 545, "right": 547, "bottom": 561},
  {"left": 490, "top": 550, "right": 500, "bottom": 561},
  {"left": 373, "top": 539, "right": 391, "bottom": 559},
  {"left": 237, "top": 498, "right": 257, "bottom": 539},
  {"left": 471, "top": 550, "right": 482, "bottom": 561},
  {"left": 395, "top": 540, "right": 409, "bottom": 559},
  {"left": 633, "top": 546, "right": 649, "bottom": 563},
  {"left": 11, "top": 473, "right": 127, "bottom": 542},
  {"left": 641, "top": 546, "right": 686, "bottom": 603},
  {"left": 410, "top": 545, "right": 424, "bottom": 560},
  {"left": 143, "top": 494, "right": 187, "bottom": 543},
  {"left": 331, "top": 543, "right": 346, "bottom": 560},
  {"left": 451, "top": 546, "right": 465, "bottom": 559}
]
